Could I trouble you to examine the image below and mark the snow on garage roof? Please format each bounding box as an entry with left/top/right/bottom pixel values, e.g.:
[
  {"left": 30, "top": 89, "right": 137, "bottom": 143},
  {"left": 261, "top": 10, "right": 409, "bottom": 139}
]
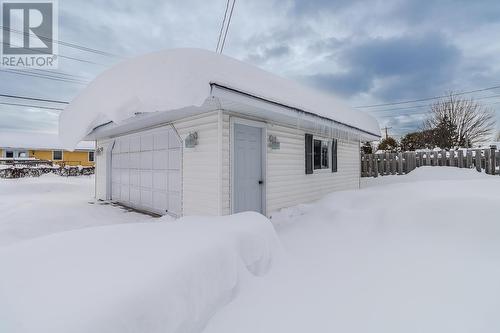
[
  {"left": 0, "top": 131, "right": 94, "bottom": 151},
  {"left": 59, "top": 48, "right": 380, "bottom": 148}
]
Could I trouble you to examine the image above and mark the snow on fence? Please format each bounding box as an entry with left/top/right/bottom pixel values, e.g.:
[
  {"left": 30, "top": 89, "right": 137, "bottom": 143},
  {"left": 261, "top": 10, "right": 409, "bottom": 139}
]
[
  {"left": 0, "top": 159, "right": 94, "bottom": 179},
  {"left": 361, "top": 147, "right": 500, "bottom": 177}
]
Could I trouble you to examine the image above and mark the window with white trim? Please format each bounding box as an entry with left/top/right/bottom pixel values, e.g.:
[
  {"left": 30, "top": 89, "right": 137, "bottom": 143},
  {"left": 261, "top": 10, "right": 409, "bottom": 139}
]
[
  {"left": 5, "top": 150, "right": 13, "bottom": 158},
  {"left": 88, "top": 151, "right": 95, "bottom": 162},
  {"left": 53, "top": 150, "right": 63, "bottom": 161}
]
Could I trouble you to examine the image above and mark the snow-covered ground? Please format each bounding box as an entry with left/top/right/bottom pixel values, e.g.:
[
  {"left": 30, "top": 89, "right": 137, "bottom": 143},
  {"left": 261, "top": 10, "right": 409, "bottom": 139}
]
[
  {"left": 1, "top": 168, "right": 500, "bottom": 332},
  {"left": 0, "top": 174, "right": 153, "bottom": 247},
  {"left": 205, "top": 167, "right": 500, "bottom": 333},
  {"left": 0, "top": 212, "right": 279, "bottom": 333}
]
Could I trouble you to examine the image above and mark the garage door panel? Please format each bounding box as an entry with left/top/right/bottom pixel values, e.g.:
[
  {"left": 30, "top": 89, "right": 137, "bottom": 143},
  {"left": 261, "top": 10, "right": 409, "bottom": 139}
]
[
  {"left": 120, "top": 169, "right": 130, "bottom": 185},
  {"left": 120, "top": 185, "right": 130, "bottom": 201},
  {"left": 130, "top": 136, "right": 141, "bottom": 152},
  {"left": 129, "top": 152, "right": 140, "bottom": 169},
  {"left": 112, "top": 154, "right": 120, "bottom": 169},
  {"left": 168, "top": 170, "right": 181, "bottom": 192},
  {"left": 141, "top": 134, "right": 154, "bottom": 151},
  {"left": 168, "top": 149, "right": 180, "bottom": 170},
  {"left": 120, "top": 153, "right": 129, "bottom": 169},
  {"left": 154, "top": 132, "right": 169, "bottom": 150},
  {"left": 111, "top": 126, "right": 181, "bottom": 216},
  {"left": 130, "top": 170, "right": 140, "bottom": 187},
  {"left": 140, "top": 151, "right": 153, "bottom": 169},
  {"left": 120, "top": 137, "right": 130, "bottom": 153},
  {"left": 140, "top": 170, "right": 152, "bottom": 188},
  {"left": 153, "top": 150, "right": 168, "bottom": 170},
  {"left": 130, "top": 187, "right": 140, "bottom": 203},
  {"left": 153, "top": 191, "right": 168, "bottom": 212},
  {"left": 112, "top": 169, "right": 120, "bottom": 183},
  {"left": 153, "top": 171, "right": 167, "bottom": 191},
  {"left": 141, "top": 190, "right": 153, "bottom": 207},
  {"left": 112, "top": 183, "right": 120, "bottom": 199}
]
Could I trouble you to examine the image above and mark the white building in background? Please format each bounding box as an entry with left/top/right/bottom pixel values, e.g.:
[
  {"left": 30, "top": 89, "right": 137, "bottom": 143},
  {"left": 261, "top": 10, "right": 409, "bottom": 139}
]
[{"left": 59, "top": 48, "right": 380, "bottom": 217}]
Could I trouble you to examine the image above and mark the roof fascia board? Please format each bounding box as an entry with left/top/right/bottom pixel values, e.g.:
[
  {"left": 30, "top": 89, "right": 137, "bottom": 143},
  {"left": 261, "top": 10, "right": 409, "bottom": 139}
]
[{"left": 210, "top": 83, "right": 380, "bottom": 139}]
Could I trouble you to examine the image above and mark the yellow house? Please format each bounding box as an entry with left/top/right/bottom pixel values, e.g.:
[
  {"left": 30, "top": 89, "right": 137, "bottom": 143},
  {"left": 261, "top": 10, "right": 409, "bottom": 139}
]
[{"left": 0, "top": 132, "right": 95, "bottom": 166}]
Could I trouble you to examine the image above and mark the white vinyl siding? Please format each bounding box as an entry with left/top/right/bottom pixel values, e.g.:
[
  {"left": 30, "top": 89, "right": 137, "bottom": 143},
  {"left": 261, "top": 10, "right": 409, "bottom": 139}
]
[
  {"left": 173, "top": 111, "right": 221, "bottom": 216},
  {"left": 222, "top": 112, "right": 361, "bottom": 216},
  {"left": 221, "top": 113, "right": 231, "bottom": 215},
  {"left": 95, "top": 110, "right": 362, "bottom": 218},
  {"left": 266, "top": 124, "right": 360, "bottom": 214},
  {"left": 95, "top": 138, "right": 113, "bottom": 200}
]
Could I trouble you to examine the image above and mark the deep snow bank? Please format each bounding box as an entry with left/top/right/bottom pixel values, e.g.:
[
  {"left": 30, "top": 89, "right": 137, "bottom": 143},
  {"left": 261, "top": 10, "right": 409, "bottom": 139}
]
[
  {"left": 0, "top": 212, "right": 280, "bottom": 333},
  {"left": 204, "top": 168, "right": 500, "bottom": 333}
]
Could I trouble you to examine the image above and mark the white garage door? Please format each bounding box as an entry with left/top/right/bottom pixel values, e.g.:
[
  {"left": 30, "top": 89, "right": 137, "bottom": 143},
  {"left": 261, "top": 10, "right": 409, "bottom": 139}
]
[{"left": 111, "top": 126, "right": 182, "bottom": 216}]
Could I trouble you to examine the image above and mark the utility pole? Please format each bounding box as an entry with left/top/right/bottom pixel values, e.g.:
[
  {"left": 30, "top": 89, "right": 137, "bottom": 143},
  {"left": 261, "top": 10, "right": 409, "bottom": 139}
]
[{"left": 382, "top": 126, "right": 392, "bottom": 139}]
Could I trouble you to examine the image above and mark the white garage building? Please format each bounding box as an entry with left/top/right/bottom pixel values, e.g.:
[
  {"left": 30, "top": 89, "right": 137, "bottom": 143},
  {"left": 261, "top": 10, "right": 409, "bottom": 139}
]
[{"left": 59, "top": 48, "right": 380, "bottom": 217}]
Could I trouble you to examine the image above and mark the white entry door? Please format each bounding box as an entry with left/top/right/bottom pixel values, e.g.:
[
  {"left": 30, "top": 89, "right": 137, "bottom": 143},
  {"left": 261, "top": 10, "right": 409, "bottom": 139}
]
[
  {"left": 233, "top": 123, "right": 263, "bottom": 214},
  {"left": 111, "top": 126, "right": 181, "bottom": 216}
]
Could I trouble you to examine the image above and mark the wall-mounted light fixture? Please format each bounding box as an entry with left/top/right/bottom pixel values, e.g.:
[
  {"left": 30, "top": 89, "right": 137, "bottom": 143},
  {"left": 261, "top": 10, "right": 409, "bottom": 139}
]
[
  {"left": 268, "top": 135, "right": 280, "bottom": 149},
  {"left": 185, "top": 132, "right": 199, "bottom": 148},
  {"left": 96, "top": 147, "right": 104, "bottom": 155}
]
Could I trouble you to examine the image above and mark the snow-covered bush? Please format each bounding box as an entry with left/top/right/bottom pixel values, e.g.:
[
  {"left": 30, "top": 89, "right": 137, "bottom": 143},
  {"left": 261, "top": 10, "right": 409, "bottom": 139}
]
[{"left": 0, "top": 165, "right": 94, "bottom": 178}]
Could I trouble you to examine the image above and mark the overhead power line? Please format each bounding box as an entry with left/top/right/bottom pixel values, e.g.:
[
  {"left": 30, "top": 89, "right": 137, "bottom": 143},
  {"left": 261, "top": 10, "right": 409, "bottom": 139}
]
[
  {"left": 220, "top": 0, "right": 236, "bottom": 54},
  {"left": 0, "top": 69, "right": 88, "bottom": 85},
  {"left": 215, "top": 0, "right": 236, "bottom": 53},
  {"left": 355, "top": 84, "right": 500, "bottom": 108},
  {"left": 215, "top": 0, "right": 231, "bottom": 53},
  {"left": 1, "top": 26, "right": 122, "bottom": 59},
  {"left": 368, "top": 93, "right": 500, "bottom": 114},
  {"left": 0, "top": 101, "right": 64, "bottom": 110},
  {"left": 0, "top": 93, "right": 69, "bottom": 104},
  {"left": 377, "top": 100, "right": 500, "bottom": 118},
  {"left": 29, "top": 68, "right": 90, "bottom": 80},
  {"left": 0, "top": 41, "right": 108, "bottom": 66}
]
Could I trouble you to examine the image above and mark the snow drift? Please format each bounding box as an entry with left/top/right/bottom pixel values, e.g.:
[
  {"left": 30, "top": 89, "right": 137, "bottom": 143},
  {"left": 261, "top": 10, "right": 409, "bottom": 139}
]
[
  {"left": 59, "top": 48, "right": 379, "bottom": 148},
  {"left": 204, "top": 168, "right": 500, "bottom": 333},
  {"left": 0, "top": 212, "right": 280, "bottom": 333}
]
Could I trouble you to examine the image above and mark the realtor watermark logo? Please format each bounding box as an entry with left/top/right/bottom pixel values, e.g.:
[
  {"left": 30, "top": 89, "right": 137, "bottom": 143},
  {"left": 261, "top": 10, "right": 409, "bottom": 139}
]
[{"left": 1, "top": 0, "right": 58, "bottom": 68}]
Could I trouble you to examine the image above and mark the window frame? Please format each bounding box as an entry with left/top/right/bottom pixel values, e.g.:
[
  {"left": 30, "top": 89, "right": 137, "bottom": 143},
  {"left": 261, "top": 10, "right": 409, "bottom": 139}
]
[
  {"left": 312, "top": 136, "right": 331, "bottom": 172},
  {"left": 5, "top": 150, "right": 14, "bottom": 158},
  {"left": 52, "top": 150, "right": 63, "bottom": 161},
  {"left": 88, "top": 151, "right": 95, "bottom": 162}
]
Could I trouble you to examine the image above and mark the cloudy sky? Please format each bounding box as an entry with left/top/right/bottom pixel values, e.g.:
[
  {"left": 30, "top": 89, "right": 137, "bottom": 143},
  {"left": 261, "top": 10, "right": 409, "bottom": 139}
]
[{"left": 1, "top": 0, "right": 500, "bottom": 139}]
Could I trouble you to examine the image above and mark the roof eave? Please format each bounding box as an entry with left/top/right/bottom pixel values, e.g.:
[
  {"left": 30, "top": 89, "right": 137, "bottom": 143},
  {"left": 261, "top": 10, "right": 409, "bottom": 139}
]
[{"left": 210, "top": 83, "right": 381, "bottom": 140}]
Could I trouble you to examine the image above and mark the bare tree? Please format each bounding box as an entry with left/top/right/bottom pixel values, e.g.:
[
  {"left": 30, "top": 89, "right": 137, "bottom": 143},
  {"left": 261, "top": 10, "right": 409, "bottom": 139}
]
[{"left": 424, "top": 92, "right": 496, "bottom": 148}]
